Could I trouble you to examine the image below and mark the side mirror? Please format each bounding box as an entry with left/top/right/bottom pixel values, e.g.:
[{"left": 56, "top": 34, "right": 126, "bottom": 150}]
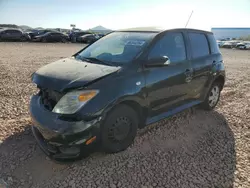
[{"left": 145, "top": 56, "right": 170, "bottom": 67}]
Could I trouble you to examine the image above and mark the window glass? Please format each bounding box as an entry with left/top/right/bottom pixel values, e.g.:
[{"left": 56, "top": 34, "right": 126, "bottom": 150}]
[
  {"left": 76, "top": 31, "right": 156, "bottom": 65},
  {"left": 50, "top": 33, "right": 58, "bottom": 36},
  {"left": 148, "top": 32, "right": 186, "bottom": 63},
  {"left": 8, "top": 30, "right": 18, "bottom": 34},
  {"left": 207, "top": 34, "right": 220, "bottom": 54},
  {"left": 5, "top": 30, "right": 12, "bottom": 34},
  {"left": 188, "top": 33, "right": 209, "bottom": 58}
]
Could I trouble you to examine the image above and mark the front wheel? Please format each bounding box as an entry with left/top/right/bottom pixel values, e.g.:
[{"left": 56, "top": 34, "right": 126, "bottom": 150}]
[
  {"left": 42, "top": 38, "right": 47, "bottom": 43},
  {"left": 101, "top": 104, "right": 138, "bottom": 153},
  {"left": 20, "top": 36, "right": 26, "bottom": 42},
  {"left": 61, "top": 38, "right": 67, "bottom": 43},
  {"left": 200, "top": 82, "right": 221, "bottom": 110}
]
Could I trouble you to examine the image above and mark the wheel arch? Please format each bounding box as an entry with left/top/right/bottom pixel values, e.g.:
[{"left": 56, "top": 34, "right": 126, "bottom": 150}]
[
  {"left": 103, "top": 99, "right": 148, "bottom": 129},
  {"left": 214, "top": 75, "right": 225, "bottom": 90},
  {"left": 118, "top": 100, "right": 148, "bottom": 128}
]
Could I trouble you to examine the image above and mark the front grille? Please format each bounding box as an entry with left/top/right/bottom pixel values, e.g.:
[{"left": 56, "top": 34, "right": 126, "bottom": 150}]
[{"left": 39, "top": 88, "right": 63, "bottom": 111}]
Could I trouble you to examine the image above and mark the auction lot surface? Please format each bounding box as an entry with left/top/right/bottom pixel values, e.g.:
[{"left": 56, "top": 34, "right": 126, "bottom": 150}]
[{"left": 0, "top": 43, "right": 249, "bottom": 188}]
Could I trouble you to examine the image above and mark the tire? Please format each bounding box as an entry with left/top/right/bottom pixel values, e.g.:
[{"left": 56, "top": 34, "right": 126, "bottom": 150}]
[
  {"left": 61, "top": 38, "right": 67, "bottom": 43},
  {"left": 101, "top": 104, "right": 138, "bottom": 153},
  {"left": 200, "top": 82, "right": 222, "bottom": 110},
  {"left": 42, "top": 38, "right": 47, "bottom": 43},
  {"left": 20, "top": 36, "right": 26, "bottom": 42}
]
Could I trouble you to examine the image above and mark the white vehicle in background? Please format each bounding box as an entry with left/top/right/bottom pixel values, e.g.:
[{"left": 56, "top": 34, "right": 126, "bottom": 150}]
[
  {"left": 216, "top": 40, "right": 224, "bottom": 47},
  {"left": 236, "top": 42, "right": 250, "bottom": 50}
]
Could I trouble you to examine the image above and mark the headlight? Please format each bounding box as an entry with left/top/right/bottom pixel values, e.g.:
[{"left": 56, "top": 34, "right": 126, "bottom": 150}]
[{"left": 52, "top": 90, "right": 99, "bottom": 114}]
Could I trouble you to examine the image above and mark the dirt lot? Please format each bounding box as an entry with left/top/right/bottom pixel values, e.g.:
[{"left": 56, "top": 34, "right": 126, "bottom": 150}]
[{"left": 0, "top": 43, "right": 249, "bottom": 188}]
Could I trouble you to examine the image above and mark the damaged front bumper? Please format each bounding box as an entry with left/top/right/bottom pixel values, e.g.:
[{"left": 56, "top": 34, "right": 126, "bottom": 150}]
[{"left": 30, "top": 95, "right": 101, "bottom": 161}]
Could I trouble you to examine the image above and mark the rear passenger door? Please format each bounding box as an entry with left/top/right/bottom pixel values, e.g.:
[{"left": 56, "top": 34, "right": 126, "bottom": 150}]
[
  {"left": 55, "top": 33, "right": 63, "bottom": 42},
  {"left": 12, "top": 30, "right": 22, "bottom": 40},
  {"left": 187, "top": 32, "right": 211, "bottom": 100}
]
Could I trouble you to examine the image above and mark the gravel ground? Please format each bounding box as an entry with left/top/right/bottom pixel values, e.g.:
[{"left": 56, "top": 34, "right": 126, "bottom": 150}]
[{"left": 0, "top": 43, "right": 249, "bottom": 188}]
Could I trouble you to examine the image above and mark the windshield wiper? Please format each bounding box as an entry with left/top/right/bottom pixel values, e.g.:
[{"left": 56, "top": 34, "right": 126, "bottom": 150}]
[{"left": 80, "top": 57, "right": 113, "bottom": 66}]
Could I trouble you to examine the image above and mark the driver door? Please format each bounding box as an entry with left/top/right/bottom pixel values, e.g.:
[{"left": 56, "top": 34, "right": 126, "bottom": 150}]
[{"left": 144, "top": 31, "right": 193, "bottom": 118}]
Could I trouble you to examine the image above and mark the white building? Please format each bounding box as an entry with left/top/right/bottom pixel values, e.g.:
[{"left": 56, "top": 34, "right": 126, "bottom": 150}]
[{"left": 211, "top": 28, "right": 250, "bottom": 40}]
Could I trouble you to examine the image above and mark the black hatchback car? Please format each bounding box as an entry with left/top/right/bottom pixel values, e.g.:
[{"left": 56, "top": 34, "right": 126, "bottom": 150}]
[
  {"left": 0, "top": 28, "right": 30, "bottom": 41},
  {"left": 32, "top": 32, "right": 69, "bottom": 43},
  {"left": 30, "top": 28, "right": 225, "bottom": 161}
]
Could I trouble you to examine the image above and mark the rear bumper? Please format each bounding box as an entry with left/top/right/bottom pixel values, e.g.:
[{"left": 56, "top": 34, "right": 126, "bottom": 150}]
[{"left": 30, "top": 95, "right": 102, "bottom": 161}]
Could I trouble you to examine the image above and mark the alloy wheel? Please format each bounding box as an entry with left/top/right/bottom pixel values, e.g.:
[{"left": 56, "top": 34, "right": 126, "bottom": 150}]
[{"left": 208, "top": 85, "right": 220, "bottom": 107}]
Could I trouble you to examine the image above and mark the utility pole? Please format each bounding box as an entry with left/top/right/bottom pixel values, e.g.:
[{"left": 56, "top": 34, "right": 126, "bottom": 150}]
[{"left": 185, "top": 10, "right": 193, "bottom": 28}]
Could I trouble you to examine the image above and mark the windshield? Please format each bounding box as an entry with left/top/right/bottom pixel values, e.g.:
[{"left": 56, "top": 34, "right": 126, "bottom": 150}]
[{"left": 75, "top": 31, "right": 156, "bottom": 65}]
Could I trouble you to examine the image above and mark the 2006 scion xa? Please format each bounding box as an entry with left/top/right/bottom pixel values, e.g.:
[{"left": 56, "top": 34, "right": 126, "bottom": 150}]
[{"left": 30, "top": 27, "right": 225, "bottom": 161}]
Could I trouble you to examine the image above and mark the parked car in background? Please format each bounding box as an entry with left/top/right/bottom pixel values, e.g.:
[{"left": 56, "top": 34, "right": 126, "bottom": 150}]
[
  {"left": 0, "top": 28, "right": 30, "bottom": 41},
  {"left": 97, "top": 33, "right": 105, "bottom": 38},
  {"left": 32, "top": 32, "right": 69, "bottom": 43},
  {"left": 30, "top": 28, "right": 225, "bottom": 161},
  {"left": 221, "top": 41, "right": 240, "bottom": 48},
  {"left": 69, "top": 31, "right": 92, "bottom": 43},
  {"left": 27, "top": 29, "right": 53, "bottom": 40},
  {"left": 79, "top": 34, "right": 100, "bottom": 43},
  {"left": 216, "top": 40, "right": 224, "bottom": 47},
  {"left": 236, "top": 42, "right": 250, "bottom": 50}
]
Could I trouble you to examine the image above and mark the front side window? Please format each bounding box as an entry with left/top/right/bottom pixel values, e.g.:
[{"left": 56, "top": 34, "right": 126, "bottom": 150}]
[
  {"left": 5, "top": 30, "right": 12, "bottom": 34},
  {"left": 75, "top": 32, "right": 156, "bottom": 66},
  {"left": 188, "top": 32, "right": 209, "bottom": 58},
  {"left": 148, "top": 32, "right": 186, "bottom": 63}
]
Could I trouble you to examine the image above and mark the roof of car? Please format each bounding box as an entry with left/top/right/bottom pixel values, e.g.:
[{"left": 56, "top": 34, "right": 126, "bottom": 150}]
[
  {"left": 1, "top": 28, "right": 22, "bottom": 31},
  {"left": 80, "top": 34, "right": 94, "bottom": 37},
  {"left": 117, "top": 27, "right": 164, "bottom": 32},
  {"left": 117, "top": 27, "right": 213, "bottom": 34}
]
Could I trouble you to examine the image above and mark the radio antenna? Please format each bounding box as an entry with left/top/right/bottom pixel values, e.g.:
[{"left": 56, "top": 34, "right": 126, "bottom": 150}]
[{"left": 185, "top": 10, "right": 193, "bottom": 28}]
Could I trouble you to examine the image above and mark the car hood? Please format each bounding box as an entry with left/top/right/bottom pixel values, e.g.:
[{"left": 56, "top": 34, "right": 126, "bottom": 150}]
[{"left": 32, "top": 57, "right": 121, "bottom": 92}]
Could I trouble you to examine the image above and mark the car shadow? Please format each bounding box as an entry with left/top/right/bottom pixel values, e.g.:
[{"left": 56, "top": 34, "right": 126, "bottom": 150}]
[
  {"left": 0, "top": 109, "right": 236, "bottom": 188},
  {"left": 134, "top": 108, "right": 236, "bottom": 188}
]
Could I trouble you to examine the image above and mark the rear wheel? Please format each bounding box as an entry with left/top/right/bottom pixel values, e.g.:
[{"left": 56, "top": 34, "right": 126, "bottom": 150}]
[
  {"left": 101, "top": 104, "right": 138, "bottom": 153},
  {"left": 200, "top": 82, "right": 221, "bottom": 110}
]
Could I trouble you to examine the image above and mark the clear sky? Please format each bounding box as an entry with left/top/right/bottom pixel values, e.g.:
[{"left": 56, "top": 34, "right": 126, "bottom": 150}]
[{"left": 0, "top": 0, "right": 250, "bottom": 31}]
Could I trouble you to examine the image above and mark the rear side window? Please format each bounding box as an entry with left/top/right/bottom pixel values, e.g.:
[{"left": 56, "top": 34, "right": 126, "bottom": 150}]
[
  {"left": 148, "top": 32, "right": 186, "bottom": 63},
  {"left": 9, "top": 30, "right": 21, "bottom": 34},
  {"left": 188, "top": 33, "right": 209, "bottom": 58},
  {"left": 207, "top": 34, "right": 220, "bottom": 54},
  {"left": 5, "top": 30, "right": 12, "bottom": 34}
]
